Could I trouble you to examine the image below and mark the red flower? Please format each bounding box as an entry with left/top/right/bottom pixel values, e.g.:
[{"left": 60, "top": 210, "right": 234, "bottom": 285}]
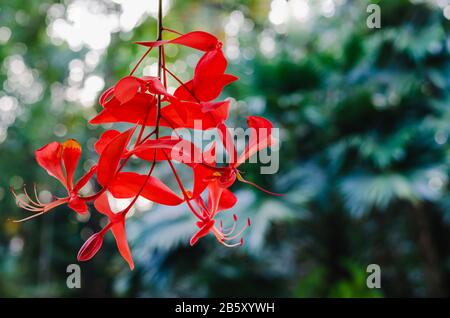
[
  {"left": 189, "top": 184, "right": 248, "bottom": 247},
  {"left": 91, "top": 31, "right": 236, "bottom": 129},
  {"left": 191, "top": 116, "right": 280, "bottom": 197},
  {"left": 160, "top": 99, "right": 230, "bottom": 130},
  {"left": 173, "top": 48, "right": 238, "bottom": 102},
  {"left": 108, "top": 172, "right": 183, "bottom": 206},
  {"left": 12, "top": 139, "right": 96, "bottom": 221},
  {"left": 130, "top": 136, "right": 202, "bottom": 163},
  {"left": 89, "top": 75, "right": 231, "bottom": 130},
  {"left": 89, "top": 91, "right": 156, "bottom": 126},
  {"left": 96, "top": 127, "right": 135, "bottom": 187},
  {"left": 14, "top": 23, "right": 281, "bottom": 270},
  {"left": 77, "top": 192, "right": 134, "bottom": 270}
]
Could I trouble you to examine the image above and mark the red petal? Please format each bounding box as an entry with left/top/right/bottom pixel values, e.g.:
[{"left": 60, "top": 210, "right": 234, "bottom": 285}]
[
  {"left": 200, "top": 100, "right": 230, "bottom": 124},
  {"left": 131, "top": 137, "right": 202, "bottom": 165},
  {"left": 161, "top": 100, "right": 229, "bottom": 129},
  {"left": 73, "top": 165, "right": 97, "bottom": 193},
  {"left": 92, "top": 194, "right": 134, "bottom": 269},
  {"left": 194, "top": 74, "right": 238, "bottom": 102},
  {"left": 130, "top": 137, "right": 180, "bottom": 162},
  {"left": 173, "top": 79, "right": 195, "bottom": 101},
  {"left": 192, "top": 164, "right": 214, "bottom": 198},
  {"left": 89, "top": 108, "right": 118, "bottom": 125},
  {"left": 207, "top": 180, "right": 224, "bottom": 216},
  {"left": 114, "top": 76, "right": 142, "bottom": 104},
  {"left": 68, "top": 196, "right": 88, "bottom": 214},
  {"left": 213, "top": 188, "right": 237, "bottom": 212},
  {"left": 137, "top": 31, "right": 219, "bottom": 52},
  {"left": 89, "top": 106, "right": 171, "bottom": 127},
  {"left": 62, "top": 139, "right": 82, "bottom": 190},
  {"left": 237, "top": 116, "right": 274, "bottom": 166},
  {"left": 217, "top": 122, "right": 237, "bottom": 165},
  {"left": 35, "top": 141, "right": 66, "bottom": 187},
  {"left": 99, "top": 86, "right": 114, "bottom": 106},
  {"left": 94, "top": 130, "right": 121, "bottom": 155},
  {"left": 195, "top": 49, "right": 227, "bottom": 79},
  {"left": 203, "top": 142, "right": 217, "bottom": 165},
  {"left": 93, "top": 192, "right": 113, "bottom": 217},
  {"left": 190, "top": 219, "right": 215, "bottom": 246},
  {"left": 111, "top": 221, "right": 134, "bottom": 270},
  {"left": 89, "top": 94, "right": 158, "bottom": 126},
  {"left": 108, "top": 172, "right": 183, "bottom": 206},
  {"left": 97, "top": 128, "right": 135, "bottom": 186},
  {"left": 174, "top": 49, "right": 234, "bottom": 102},
  {"left": 143, "top": 76, "right": 175, "bottom": 100},
  {"left": 77, "top": 232, "right": 104, "bottom": 262}
]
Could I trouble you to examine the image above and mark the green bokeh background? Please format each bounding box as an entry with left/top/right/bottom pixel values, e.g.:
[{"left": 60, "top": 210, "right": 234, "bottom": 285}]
[{"left": 1, "top": 0, "right": 450, "bottom": 297}]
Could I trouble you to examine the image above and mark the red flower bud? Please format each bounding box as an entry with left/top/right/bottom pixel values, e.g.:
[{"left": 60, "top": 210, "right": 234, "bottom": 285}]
[{"left": 77, "top": 232, "right": 105, "bottom": 262}]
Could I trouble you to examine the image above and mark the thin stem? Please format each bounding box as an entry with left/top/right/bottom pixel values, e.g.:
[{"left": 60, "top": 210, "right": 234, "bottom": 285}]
[
  {"left": 130, "top": 47, "right": 153, "bottom": 76},
  {"left": 137, "top": 114, "right": 180, "bottom": 145},
  {"left": 123, "top": 159, "right": 157, "bottom": 215},
  {"left": 79, "top": 187, "right": 106, "bottom": 202},
  {"left": 162, "top": 45, "right": 167, "bottom": 88},
  {"left": 162, "top": 27, "right": 183, "bottom": 35},
  {"left": 135, "top": 95, "right": 156, "bottom": 147},
  {"left": 237, "top": 173, "right": 283, "bottom": 197},
  {"left": 163, "top": 65, "right": 201, "bottom": 103},
  {"left": 161, "top": 114, "right": 181, "bottom": 137},
  {"left": 79, "top": 152, "right": 133, "bottom": 202},
  {"left": 138, "top": 130, "right": 157, "bottom": 145},
  {"left": 164, "top": 151, "right": 205, "bottom": 221},
  {"left": 155, "top": 0, "right": 163, "bottom": 138}
]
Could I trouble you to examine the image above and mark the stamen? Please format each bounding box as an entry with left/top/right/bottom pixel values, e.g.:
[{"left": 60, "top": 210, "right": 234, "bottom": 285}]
[
  {"left": 11, "top": 187, "right": 42, "bottom": 211},
  {"left": 221, "top": 214, "right": 237, "bottom": 236},
  {"left": 236, "top": 173, "right": 283, "bottom": 196},
  {"left": 17, "top": 203, "right": 42, "bottom": 212},
  {"left": 13, "top": 198, "right": 67, "bottom": 221},
  {"left": 222, "top": 222, "right": 249, "bottom": 241},
  {"left": 219, "top": 239, "right": 242, "bottom": 248},
  {"left": 217, "top": 215, "right": 251, "bottom": 243},
  {"left": 12, "top": 211, "right": 46, "bottom": 223},
  {"left": 33, "top": 183, "right": 43, "bottom": 205},
  {"left": 11, "top": 186, "right": 67, "bottom": 222},
  {"left": 23, "top": 185, "right": 41, "bottom": 207}
]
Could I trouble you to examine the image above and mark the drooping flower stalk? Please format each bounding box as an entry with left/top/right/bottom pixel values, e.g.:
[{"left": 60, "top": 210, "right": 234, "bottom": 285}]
[{"left": 12, "top": 0, "right": 281, "bottom": 270}]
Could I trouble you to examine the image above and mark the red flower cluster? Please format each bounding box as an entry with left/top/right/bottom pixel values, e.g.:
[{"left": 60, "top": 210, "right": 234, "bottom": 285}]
[{"left": 12, "top": 29, "right": 279, "bottom": 270}]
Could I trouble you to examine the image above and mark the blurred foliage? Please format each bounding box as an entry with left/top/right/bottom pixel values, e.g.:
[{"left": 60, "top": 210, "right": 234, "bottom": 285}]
[{"left": 1, "top": 0, "right": 450, "bottom": 297}]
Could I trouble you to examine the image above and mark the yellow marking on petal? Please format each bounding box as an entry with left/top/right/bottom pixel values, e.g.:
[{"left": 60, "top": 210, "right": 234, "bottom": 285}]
[
  {"left": 63, "top": 139, "right": 81, "bottom": 150},
  {"left": 212, "top": 171, "right": 222, "bottom": 177}
]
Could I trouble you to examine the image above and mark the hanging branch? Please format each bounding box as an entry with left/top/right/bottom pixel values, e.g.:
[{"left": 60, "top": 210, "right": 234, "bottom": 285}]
[{"left": 11, "top": 0, "right": 280, "bottom": 270}]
